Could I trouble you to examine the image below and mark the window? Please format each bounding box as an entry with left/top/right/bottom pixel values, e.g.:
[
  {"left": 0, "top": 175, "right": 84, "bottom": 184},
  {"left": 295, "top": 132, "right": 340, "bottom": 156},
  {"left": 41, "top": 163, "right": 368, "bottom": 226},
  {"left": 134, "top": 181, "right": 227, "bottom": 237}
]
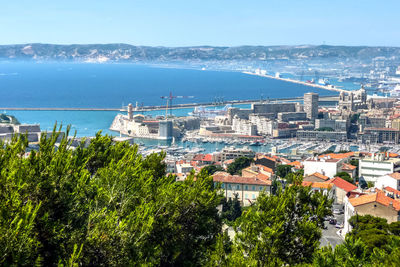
[
  {"left": 228, "top": 184, "right": 231, "bottom": 189},
  {"left": 252, "top": 186, "right": 256, "bottom": 190},
  {"left": 252, "top": 194, "right": 256, "bottom": 199},
  {"left": 245, "top": 185, "right": 248, "bottom": 190},
  {"left": 259, "top": 186, "right": 263, "bottom": 191},
  {"left": 236, "top": 185, "right": 240, "bottom": 190},
  {"left": 245, "top": 194, "right": 248, "bottom": 199},
  {"left": 221, "top": 183, "right": 225, "bottom": 189}
]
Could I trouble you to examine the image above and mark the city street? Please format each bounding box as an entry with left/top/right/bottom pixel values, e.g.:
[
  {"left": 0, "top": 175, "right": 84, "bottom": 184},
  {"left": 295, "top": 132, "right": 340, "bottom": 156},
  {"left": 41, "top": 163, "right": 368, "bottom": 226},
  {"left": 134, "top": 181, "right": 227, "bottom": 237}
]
[{"left": 320, "top": 213, "right": 345, "bottom": 248}]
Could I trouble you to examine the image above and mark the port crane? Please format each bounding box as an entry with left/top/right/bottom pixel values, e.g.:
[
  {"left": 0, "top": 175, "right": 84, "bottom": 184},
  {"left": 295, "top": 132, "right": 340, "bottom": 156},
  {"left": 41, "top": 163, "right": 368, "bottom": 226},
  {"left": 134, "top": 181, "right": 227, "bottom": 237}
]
[{"left": 160, "top": 92, "right": 194, "bottom": 118}]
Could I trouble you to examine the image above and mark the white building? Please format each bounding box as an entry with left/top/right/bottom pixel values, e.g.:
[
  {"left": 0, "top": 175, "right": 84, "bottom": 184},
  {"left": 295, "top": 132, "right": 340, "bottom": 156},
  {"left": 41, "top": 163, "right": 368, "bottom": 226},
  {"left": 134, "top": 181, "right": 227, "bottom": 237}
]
[
  {"left": 303, "top": 156, "right": 342, "bottom": 178},
  {"left": 375, "top": 173, "right": 400, "bottom": 191},
  {"left": 232, "top": 116, "right": 257, "bottom": 136},
  {"left": 359, "top": 153, "right": 400, "bottom": 184},
  {"left": 220, "top": 146, "right": 256, "bottom": 162},
  {"left": 175, "top": 163, "right": 194, "bottom": 174},
  {"left": 249, "top": 114, "right": 276, "bottom": 136}
]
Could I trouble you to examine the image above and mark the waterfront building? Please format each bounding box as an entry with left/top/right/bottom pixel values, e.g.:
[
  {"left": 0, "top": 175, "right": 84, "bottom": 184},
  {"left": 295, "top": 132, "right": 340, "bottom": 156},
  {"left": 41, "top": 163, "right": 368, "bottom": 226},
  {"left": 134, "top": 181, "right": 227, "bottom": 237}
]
[
  {"left": 277, "top": 112, "right": 307, "bottom": 122},
  {"left": 232, "top": 116, "right": 258, "bottom": 136},
  {"left": 304, "top": 92, "right": 319, "bottom": 120},
  {"left": 296, "top": 130, "right": 347, "bottom": 141},
  {"left": 159, "top": 120, "right": 173, "bottom": 140},
  {"left": 220, "top": 146, "right": 255, "bottom": 162},
  {"left": 359, "top": 127, "right": 400, "bottom": 144},
  {"left": 315, "top": 118, "right": 348, "bottom": 132}
]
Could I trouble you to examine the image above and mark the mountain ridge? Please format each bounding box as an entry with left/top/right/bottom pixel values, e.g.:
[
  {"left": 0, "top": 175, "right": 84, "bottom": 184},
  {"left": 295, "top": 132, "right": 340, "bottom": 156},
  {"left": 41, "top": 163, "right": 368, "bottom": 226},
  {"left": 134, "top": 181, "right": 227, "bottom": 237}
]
[{"left": 1, "top": 43, "right": 400, "bottom": 62}]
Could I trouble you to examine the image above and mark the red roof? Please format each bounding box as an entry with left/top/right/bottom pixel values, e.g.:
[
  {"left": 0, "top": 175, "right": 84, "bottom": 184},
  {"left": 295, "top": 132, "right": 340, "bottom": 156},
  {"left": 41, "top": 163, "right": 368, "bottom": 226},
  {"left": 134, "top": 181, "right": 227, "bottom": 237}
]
[
  {"left": 328, "top": 177, "right": 357, "bottom": 192},
  {"left": 192, "top": 154, "right": 204, "bottom": 161},
  {"left": 201, "top": 154, "right": 213, "bottom": 162}
]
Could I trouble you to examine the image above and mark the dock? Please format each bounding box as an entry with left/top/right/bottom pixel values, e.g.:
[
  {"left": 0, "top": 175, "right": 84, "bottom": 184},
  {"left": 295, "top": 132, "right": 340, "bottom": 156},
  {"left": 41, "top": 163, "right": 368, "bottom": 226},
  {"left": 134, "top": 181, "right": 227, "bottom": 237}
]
[
  {"left": 242, "top": 71, "right": 350, "bottom": 94},
  {"left": 0, "top": 95, "right": 339, "bottom": 112}
]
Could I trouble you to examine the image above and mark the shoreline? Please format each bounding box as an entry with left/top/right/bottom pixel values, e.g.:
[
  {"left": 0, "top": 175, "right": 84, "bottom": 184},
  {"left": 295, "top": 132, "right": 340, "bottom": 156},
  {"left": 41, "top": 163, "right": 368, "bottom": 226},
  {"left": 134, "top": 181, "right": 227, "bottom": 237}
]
[{"left": 242, "top": 71, "right": 350, "bottom": 94}]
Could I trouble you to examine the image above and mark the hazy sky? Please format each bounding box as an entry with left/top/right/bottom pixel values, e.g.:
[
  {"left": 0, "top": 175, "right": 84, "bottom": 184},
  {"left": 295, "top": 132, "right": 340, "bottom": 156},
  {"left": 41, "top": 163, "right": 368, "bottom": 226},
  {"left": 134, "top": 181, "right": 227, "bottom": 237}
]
[{"left": 1, "top": 0, "right": 398, "bottom": 47}]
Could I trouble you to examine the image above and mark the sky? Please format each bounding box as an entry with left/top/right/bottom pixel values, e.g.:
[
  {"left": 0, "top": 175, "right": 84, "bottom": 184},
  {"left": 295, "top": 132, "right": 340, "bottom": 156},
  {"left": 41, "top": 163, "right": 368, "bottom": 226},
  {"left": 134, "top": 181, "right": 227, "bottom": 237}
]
[{"left": 0, "top": 0, "right": 399, "bottom": 47}]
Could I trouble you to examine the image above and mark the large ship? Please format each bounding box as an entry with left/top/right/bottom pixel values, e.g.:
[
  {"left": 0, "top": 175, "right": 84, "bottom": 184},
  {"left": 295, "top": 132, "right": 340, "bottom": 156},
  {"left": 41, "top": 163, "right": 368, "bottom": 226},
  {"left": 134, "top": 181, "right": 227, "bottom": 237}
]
[{"left": 188, "top": 104, "right": 232, "bottom": 118}]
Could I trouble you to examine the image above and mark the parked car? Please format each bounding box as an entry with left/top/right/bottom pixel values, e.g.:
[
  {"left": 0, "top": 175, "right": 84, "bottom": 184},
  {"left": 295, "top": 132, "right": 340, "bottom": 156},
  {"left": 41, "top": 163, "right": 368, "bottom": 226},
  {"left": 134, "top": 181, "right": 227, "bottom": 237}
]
[
  {"left": 329, "top": 218, "right": 337, "bottom": 225},
  {"left": 333, "top": 209, "right": 343, "bottom": 215},
  {"left": 335, "top": 222, "right": 344, "bottom": 228}
]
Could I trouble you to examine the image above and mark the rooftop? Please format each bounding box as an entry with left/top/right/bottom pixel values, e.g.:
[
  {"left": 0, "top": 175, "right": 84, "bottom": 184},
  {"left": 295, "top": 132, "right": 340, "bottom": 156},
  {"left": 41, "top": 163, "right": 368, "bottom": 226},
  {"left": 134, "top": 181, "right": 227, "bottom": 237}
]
[
  {"left": 349, "top": 191, "right": 400, "bottom": 211},
  {"left": 213, "top": 171, "right": 271, "bottom": 185},
  {"left": 327, "top": 177, "right": 358, "bottom": 192},
  {"left": 306, "top": 172, "right": 330, "bottom": 181}
]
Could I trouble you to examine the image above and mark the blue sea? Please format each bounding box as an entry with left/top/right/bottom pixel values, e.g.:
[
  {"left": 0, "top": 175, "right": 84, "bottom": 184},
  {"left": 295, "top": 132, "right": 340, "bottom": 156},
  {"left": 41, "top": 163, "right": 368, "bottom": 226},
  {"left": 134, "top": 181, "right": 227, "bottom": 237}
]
[{"left": 0, "top": 62, "right": 340, "bottom": 137}]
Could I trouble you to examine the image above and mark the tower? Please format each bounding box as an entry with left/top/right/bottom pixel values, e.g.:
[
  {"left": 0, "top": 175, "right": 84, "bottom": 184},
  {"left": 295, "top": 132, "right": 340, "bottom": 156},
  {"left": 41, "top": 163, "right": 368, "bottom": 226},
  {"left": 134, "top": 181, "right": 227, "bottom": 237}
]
[
  {"left": 128, "top": 103, "right": 133, "bottom": 120},
  {"left": 304, "top": 93, "right": 319, "bottom": 121}
]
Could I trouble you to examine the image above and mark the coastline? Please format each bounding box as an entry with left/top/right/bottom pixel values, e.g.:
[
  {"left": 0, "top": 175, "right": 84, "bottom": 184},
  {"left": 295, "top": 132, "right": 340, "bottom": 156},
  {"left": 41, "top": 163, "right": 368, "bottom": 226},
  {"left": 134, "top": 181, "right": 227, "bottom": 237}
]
[{"left": 242, "top": 71, "right": 350, "bottom": 94}]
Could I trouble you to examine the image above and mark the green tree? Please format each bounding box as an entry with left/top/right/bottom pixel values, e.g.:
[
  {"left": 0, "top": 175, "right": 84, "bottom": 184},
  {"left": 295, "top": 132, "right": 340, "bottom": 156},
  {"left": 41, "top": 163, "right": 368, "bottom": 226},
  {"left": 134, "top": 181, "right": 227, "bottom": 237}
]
[
  {"left": 230, "top": 175, "right": 333, "bottom": 265},
  {"left": 202, "top": 165, "right": 224, "bottom": 175},
  {"left": 276, "top": 164, "right": 292, "bottom": 178},
  {"left": 0, "top": 126, "right": 223, "bottom": 266},
  {"left": 227, "top": 157, "right": 252, "bottom": 175},
  {"left": 221, "top": 194, "right": 242, "bottom": 223}
]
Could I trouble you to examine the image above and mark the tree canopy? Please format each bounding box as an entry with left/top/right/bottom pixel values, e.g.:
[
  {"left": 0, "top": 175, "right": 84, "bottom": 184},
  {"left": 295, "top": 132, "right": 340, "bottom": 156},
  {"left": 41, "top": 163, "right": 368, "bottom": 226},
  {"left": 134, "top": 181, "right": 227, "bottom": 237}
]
[
  {"left": 0, "top": 127, "right": 223, "bottom": 266},
  {"left": 226, "top": 156, "right": 252, "bottom": 175}
]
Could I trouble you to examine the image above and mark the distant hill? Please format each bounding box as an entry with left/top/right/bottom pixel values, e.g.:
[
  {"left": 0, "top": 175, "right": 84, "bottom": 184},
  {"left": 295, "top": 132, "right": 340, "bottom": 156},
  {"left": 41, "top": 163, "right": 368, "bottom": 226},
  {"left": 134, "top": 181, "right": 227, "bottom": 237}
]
[{"left": 1, "top": 43, "right": 400, "bottom": 62}]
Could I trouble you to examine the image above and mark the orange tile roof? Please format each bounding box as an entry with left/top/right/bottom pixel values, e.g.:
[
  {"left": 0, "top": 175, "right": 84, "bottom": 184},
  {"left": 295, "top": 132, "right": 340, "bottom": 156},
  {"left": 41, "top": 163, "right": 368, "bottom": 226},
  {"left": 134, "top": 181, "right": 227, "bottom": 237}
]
[
  {"left": 306, "top": 172, "right": 330, "bottom": 181},
  {"left": 288, "top": 161, "right": 303, "bottom": 168},
  {"left": 213, "top": 171, "right": 271, "bottom": 185},
  {"left": 302, "top": 181, "right": 333, "bottom": 189},
  {"left": 318, "top": 152, "right": 354, "bottom": 160},
  {"left": 349, "top": 192, "right": 400, "bottom": 211},
  {"left": 384, "top": 186, "right": 400, "bottom": 196},
  {"left": 341, "top": 163, "right": 357, "bottom": 171},
  {"left": 202, "top": 154, "right": 213, "bottom": 162},
  {"left": 388, "top": 173, "right": 400, "bottom": 180},
  {"left": 192, "top": 154, "right": 204, "bottom": 161},
  {"left": 328, "top": 177, "right": 358, "bottom": 192}
]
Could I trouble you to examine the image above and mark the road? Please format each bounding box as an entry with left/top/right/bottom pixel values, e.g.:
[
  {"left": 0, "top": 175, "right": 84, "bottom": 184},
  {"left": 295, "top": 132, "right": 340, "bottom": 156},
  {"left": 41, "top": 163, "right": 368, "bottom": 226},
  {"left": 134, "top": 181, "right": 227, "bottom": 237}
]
[{"left": 320, "top": 213, "right": 345, "bottom": 248}]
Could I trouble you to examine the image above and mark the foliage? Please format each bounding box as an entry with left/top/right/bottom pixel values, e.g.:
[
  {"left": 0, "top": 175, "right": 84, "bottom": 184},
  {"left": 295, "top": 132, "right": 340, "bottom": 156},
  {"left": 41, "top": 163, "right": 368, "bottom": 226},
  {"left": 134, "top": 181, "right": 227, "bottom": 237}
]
[
  {"left": 276, "top": 164, "right": 292, "bottom": 178},
  {"left": 311, "top": 216, "right": 400, "bottom": 266},
  {"left": 227, "top": 175, "right": 333, "bottom": 265},
  {"left": 349, "top": 158, "right": 359, "bottom": 168},
  {"left": 335, "top": 171, "right": 354, "bottom": 184},
  {"left": 0, "top": 126, "right": 223, "bottom": 266},
  {"left": 221, "top": 194, "right": 242, "bottom": 224},
  {"left": 202, "top": 165, "right": 224, "bottom": 175},
  {"left": 227, "top": 157, "right": 252, "bottom": 175}
]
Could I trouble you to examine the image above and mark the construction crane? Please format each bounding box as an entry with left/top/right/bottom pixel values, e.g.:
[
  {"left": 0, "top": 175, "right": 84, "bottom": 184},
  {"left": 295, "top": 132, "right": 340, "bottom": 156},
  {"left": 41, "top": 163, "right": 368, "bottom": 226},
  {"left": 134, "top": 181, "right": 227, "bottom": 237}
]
[{"left": 160, "top": 91, "right": 194, "bottom": 118}]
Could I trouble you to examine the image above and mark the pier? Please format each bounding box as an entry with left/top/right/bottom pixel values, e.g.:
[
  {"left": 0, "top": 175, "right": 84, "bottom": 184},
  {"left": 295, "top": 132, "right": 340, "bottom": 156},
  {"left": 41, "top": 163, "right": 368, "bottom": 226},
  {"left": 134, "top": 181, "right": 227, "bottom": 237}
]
[
  {"left": 0, "top": 96, "right": 338, "bottom": 112},
  {"left": 242, "top": 71, "right": 351, "bottom": 94}
]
